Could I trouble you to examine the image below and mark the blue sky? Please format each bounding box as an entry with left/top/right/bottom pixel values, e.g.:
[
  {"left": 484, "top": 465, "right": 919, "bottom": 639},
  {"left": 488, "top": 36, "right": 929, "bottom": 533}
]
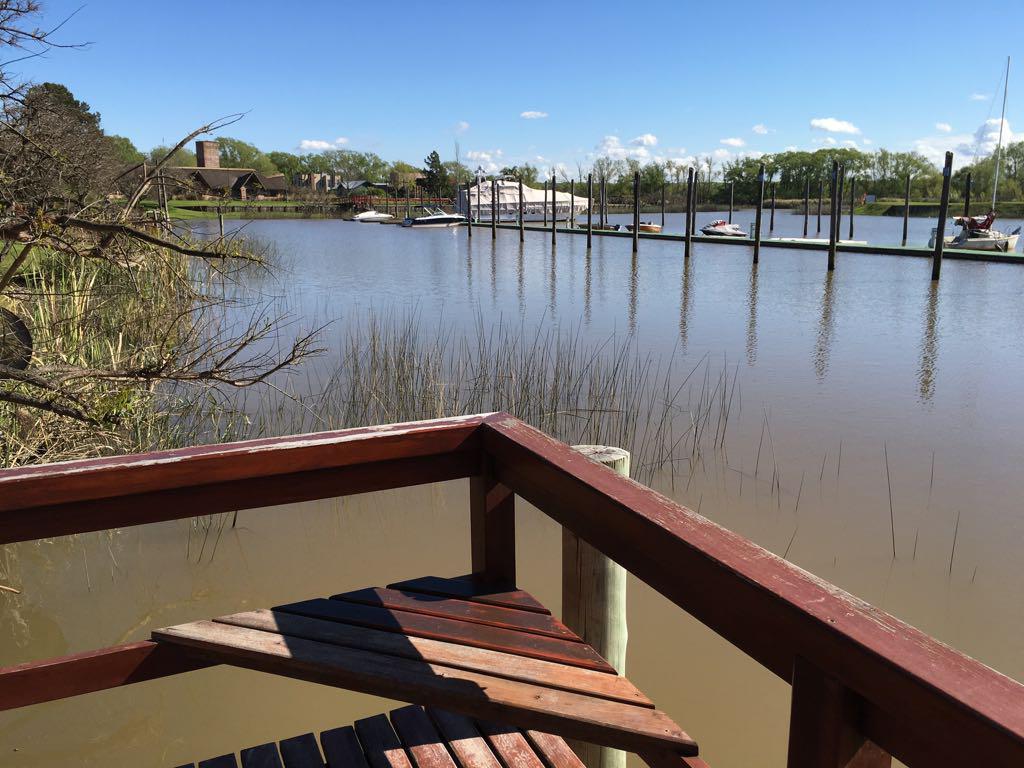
[{"left": 14, "top": 0, "right": 1024, "bottom": 173}]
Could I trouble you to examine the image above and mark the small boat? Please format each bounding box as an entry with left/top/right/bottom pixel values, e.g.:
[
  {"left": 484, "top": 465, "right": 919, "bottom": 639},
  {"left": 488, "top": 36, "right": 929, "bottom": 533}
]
[
  {"left": 701, "top": 220, "right": 747, "bottom": 238},
  {"left": 576, "top": 222, "right": 622, "bottom": 231},
  {"left": 402, "top": 207, "right": 467, "bottom": 228},
  {"left": 626, "top": 222, "right": 663, "bottom": 234},
  {"left": 353, "top": 210, "right": 394, "bottom": 223},
  {"left": 929, "top": 211, "right": 1020, "bottom": 252}
]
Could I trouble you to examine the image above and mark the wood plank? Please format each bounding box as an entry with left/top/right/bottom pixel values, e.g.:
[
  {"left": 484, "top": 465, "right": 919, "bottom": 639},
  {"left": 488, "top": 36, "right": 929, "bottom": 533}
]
[
  {"left": 273, "top": 599, "right": 613, "bottom": 673},
  {"left": 522, "top": 732, "right": 586, "bottom": 768},
  {"left": 0, "top": 640, "right": 213, "bottom": 712},
  {"left": 320, "top": 726, "right": 371, "bottom": 768},
  {"left": 153, "top": 621, "right": 696, "bottom": 755},
  {"left": 389, "top": 706, "right": 458, "bottom": 768},
  {"left": 199, "top": 756, "right": 239, "bottom": 768},
  {"left": 426, "top": 709, "right": 502, "bottom": 768},
  {"left": 355, "top": 714, "right": 414, "bottom": 768},
  {"left": 388, "top": 575, "right": 549, "bottom": 615},
  {"left": 331, "top": 588, "right": 577, "bottom": 641},
  {"left": 240, "top": 743, "right": 284, "bottom": 768},
  {"left": 279, "top": 733, "right": 325, "bottom": 768},
  {"left": 470, "top": 467, "right": 516, "bottom": 588},
  {"left": 475, "top": 721, "right": 544, "bottom": 768},
  {"left": 640, "top": 750, "right": 711, "bottom": 768},
  {"left": 481, "top": 413, "right": 1024, "bottom": 767},
  {"left": 215, "top": 611, "right": 649, "bottom": 707}
]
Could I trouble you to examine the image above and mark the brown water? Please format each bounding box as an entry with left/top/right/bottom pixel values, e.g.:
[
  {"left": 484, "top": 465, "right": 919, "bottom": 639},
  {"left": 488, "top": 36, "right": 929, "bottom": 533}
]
[{"left": 3, "top": 216, "right": 1024, "bottom": 767}]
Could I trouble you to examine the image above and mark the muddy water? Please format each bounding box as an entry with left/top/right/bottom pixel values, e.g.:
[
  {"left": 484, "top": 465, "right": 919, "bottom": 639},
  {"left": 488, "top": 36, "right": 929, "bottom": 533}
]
[{"left": 3, "top": 217, "right": 1024, "bottom": 767}]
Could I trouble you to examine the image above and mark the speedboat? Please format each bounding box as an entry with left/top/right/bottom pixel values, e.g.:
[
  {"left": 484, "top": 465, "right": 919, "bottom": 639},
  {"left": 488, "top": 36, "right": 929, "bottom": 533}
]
[
  {"left": 353, "top": 210, "right": 394, "bottom": 223},
  {"left": 402, "top": 207, "right": 467, "bottom": 228},
  {"left": 929, "top": 211, "right": 1020, "bottom": 252},
  {"left": 626, "top": 222, "right": 663, "bottom": 234},
  {"left": 701, "top": 220, "right": 747, "bottom": 238}
]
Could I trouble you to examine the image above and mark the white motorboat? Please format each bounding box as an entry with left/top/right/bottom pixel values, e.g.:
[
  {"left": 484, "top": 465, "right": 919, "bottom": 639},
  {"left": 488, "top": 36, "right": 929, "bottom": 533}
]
[
  {"left": 353, "top": 210, "right": 394, "bottom": 223},
  {"left": 701, "top": 220, "right": 747, "bottom": 237},
  {"left": 402, "top": 207, "right": 467, "bottom": 228},
  {"left": 929, "top": 212, "right": 1020, "bottom": 252}
]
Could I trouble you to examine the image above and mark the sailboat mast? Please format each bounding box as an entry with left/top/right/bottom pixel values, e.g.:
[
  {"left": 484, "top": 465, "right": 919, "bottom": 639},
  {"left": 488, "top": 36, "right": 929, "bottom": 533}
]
[{"left": 992, "top": 56, "right": 1010, "bottom": 210}]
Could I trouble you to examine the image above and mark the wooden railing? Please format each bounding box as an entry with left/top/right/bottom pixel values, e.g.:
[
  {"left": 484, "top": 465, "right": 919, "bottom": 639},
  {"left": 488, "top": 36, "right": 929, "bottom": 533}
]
[{"left": 1, "top": 412, "right": 1022, "bottom": 767}]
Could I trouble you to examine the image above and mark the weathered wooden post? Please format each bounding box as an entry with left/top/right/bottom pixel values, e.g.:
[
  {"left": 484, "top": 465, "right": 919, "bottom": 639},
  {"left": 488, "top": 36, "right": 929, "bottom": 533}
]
[
  {"left": 684, "top": 167, "right": 694, "bottom": 258},
  {"left": 543, "top": 180, "right": 548, "bottom": 227},
  {"left": 963, "top": 171, "right": 972, "bottom": 217},
  {"left": 661, "top": 182, "right": 666, "bottom": 228},
  {"left": 218, "top": 209, "right": 224, "bottom": 238},
  {"left": 570, "top": 179, "right": 575, "bottom": 228},
  {"left": 828, "top": 160, "right": 839, "bottom": 271},
  {"left": 769, "top": 182, "right": 777, "bottom": 233},
  {"left": 933, "top": 151, "right": 954, "bottom": 281},
  {"left": 728, "top": 180, "right": 735, "bottom": 224},
  {"left": 901, "top": 173, "right": 911, "bottom": 247},
  {"left": 587, "top": 173, "right": 593, "bottom": 249},
  {"left": 466, "top": 182, "right": 473, "bottom": 238},
  {"left": 753, "top": 163, "right": 765, "bottom": 264},
  {"left": 836, "top": 167, "right": 845, "bottom": 244},
  {"left": 632, "top": 170, "right": 640, "bottom": 253},
  {"left": 803, "top": 176, "right": 810, "bottom": 237},
  {"left": 518, "top": 178, "right": 524, "bottom": 242},
  {"left": 848, "top": 176, "right": 856, "bottom": 240},
  {"left": 491, "top": 179, "right": 497, "bottom": 239},
  {"left": 817, "top": 179, "right": 824, "bottom": 235},
  {"left": 563, "top": 445, "right": 629, "bottom": 768},
  {"left": 551, "top": 174, "right": 557, "bottom": 246}
]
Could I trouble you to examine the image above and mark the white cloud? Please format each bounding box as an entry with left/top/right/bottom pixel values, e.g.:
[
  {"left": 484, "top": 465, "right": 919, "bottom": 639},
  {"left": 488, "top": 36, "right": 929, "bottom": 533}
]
[
  {"left": 456, "top": 120, "right": 470, "bottom": 134},
  {"left": 629, "top": 133, "right": 658, "bottom": 147},
  {"left": 811, "top": 136, "right": 838, "bottom": 146},
  {"left": 784, "top": 145, "right": 798, "bottom": 151},
  {"left": 862, "top": 138, "right": 873, "bottom": 145},
  {"left": 752, "top": 124, "right": 770, "bottom": 135},
  {"left": 969, "top": 93, "right": 990, "bottom": 101},
  {"left": 298, "top": 137, "right": 349, "bottom": 151},
  {"left": 720, "top": 137, "right": 745, "bottom": 147},
  {"left": 911, "top": 118, "right": 1018, "bottom": 169},
  {"left": 712, "top": 148, "right": 731, "bottom": 160},
  {"left": 520, "top": 110, "right": 548, "bottom": 119},
  {"left": 810, "top": 117, "right": 860, "bottom": 134},
  {"left": 466, "top": 148, "right": 504, "bottom": 172},
  {"left": 935, "top": 122, "right": 952, "bottom": 133},
  {"left": 842, "top": 139, "right": 858, "bottom": 148},
  {"left": 594, "top": 135, "right": 651, "bottom": 161}
]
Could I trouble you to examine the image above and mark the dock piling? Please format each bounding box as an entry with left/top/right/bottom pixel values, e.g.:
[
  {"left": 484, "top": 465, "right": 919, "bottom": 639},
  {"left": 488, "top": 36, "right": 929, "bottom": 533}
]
[
  {"left": 964, "top": 172, "right": 972, "bottom": 218},
  {"left": 902, "top": 173, "right": 911, "bottom": 246},
  {"left": 466, "top": 182, "right": 472, "bottom": 238},
  {"left": 933, "top": 151, "right": 954, "bottom": 281},
  {"left": 848, "top": 176, "right": 856, "bottom": 240},
  {"left": 632, "top": 171, "right": 640, "bottom": 253},
  {"left": 729, "top": 180, "right": 735, "bottom": 224},
  {"left": 684, "top": 167, "right": 694, "bottom": 259},
  {"left": 491, "top": 179, "right": 497, "bottom": 239},
  {"left": 753, "top": 164, "right": 765, "bottom": 264},
  {"left": 563, "top": 444, "right": 629, "bottom": 768},
  {"left": 518, "top": 178, "right": 524, "bottom": 242},
  {"left": 587, "top": 173, "right": 593, "bottom": 249},
  {"left": 828, "top": 161, "right": 839, "bottom": 271},
  {"left": 552, "top": 174, "right": 557, "bottom": 246},
  {"left": 769, "top": 182, "right": 776, "bottom": 233}
]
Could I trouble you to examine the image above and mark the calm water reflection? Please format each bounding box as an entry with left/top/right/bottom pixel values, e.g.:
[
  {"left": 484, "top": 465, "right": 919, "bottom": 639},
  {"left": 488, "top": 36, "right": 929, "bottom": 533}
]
[{"left": 3, "top": 216, "right": 1024, "bottom": 767}]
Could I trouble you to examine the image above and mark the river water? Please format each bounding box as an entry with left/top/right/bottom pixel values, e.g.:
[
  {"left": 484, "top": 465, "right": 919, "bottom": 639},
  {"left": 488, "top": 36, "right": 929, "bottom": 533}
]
[{"left": 2, "top": 213, "right": 1024, "bottom": 767}]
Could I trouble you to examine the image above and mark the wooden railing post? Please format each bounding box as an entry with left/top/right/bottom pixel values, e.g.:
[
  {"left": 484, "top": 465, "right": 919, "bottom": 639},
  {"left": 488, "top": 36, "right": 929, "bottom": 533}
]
[
  {"left": 470, "top": 458, "right": 515, "bottom": 588},
  {"left": 563, "top": 445, "right": 629, "bottom": 768},
  {"left": 787, "top": 657, "right": 891, "bottom": 768}
]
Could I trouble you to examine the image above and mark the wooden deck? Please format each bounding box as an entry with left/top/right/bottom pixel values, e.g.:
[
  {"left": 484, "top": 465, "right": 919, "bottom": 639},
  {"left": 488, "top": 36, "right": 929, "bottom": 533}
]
[
  {"left": 154, "top": 577, "right": 697, "bottom": 758},
  {"left": 175, "top": 704, "right": 591, "bottom": 768}
]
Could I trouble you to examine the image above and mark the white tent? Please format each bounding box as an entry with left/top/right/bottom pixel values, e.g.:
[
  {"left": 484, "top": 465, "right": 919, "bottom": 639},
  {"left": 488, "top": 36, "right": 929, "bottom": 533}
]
[{"left": 458, "top": 179, "right": 589, "bottom": 222}]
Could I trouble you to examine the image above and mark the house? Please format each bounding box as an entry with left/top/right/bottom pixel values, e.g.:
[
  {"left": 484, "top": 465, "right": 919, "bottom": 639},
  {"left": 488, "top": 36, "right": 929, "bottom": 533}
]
[{"left": 166, "top": 141, "right": 288, "bottom": 199}]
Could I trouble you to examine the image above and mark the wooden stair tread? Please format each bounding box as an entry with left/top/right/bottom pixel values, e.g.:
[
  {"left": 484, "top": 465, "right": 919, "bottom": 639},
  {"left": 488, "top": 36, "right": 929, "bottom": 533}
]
[
  {"left": 387, "top": 575, "right": 550, "bottom": 614},
  {"left": 154, "top": 578, "right": 698, "bottom": 759},
  {"left": 175, "top": 708, "right": 609, "bottom": 768}
]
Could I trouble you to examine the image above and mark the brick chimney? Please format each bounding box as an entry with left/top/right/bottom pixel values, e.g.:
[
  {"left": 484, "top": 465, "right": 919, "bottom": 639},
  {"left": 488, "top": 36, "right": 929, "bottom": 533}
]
[{"left": 195, "top": 140, "right": 220, "bottom": 168}]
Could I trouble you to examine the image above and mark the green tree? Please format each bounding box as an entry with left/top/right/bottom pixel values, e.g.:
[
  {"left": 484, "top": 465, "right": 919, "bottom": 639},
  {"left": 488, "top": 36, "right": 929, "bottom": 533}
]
[
  {"left": 104, "top": 135, "right": 143, "bottom": 167},
  {"left": 422, "top": 150, "right": 447, "bottom": 195},
  {"left": 216, "top": 137, "right": 279, "bottom": 174},
  {"left": 147, "top": 145, "right": 196, "bottom": 167},
  {"left": 267, "top": 151, "right": 306, "bottom": 180},
  {"left": 500, "top": 164, "right": 540, "bottom": 186}
]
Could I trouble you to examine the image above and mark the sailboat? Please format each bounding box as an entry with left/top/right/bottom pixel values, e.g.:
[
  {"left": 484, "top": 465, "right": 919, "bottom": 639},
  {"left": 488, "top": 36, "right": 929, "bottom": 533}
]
[{"left": 933, "top": 57, "right": 1021, "bottom": 253}]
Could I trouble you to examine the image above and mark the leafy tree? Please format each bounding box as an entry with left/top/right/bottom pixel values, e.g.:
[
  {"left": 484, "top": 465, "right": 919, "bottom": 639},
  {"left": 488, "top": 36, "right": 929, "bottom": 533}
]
[
  {"left": 216, "top": 137, "right": 279, "bottom": 174},
  {"left": 422, "top": 150, "right": 447, "bottom": 195},
  {"left": 500, "top": 164, "right": 540, "bottom": 186},
  {"left": 147, "top": 144, "right": 196, "bottom": 167},
  {"left": 266, "top": 151, "right": 306, "bottom": 180},
  {"left": 105, "top": 135, "right": 143, "bottom": 167}
]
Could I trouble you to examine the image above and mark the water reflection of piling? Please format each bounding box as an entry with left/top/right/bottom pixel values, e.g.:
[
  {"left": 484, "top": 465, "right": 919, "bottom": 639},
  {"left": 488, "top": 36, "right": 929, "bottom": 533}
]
[
  {"left": 584, "top": 247, "right": 592, "bottom": 324},
  {"left": 679, "top": 256, "right": 692, "bottom": 349},
  {"left": 629, "top": 252, "right": 639, "bottom": 332},
  {"left": 746, "top": 263, "right": 758, "bottom": 365},
  {"left": 516, "top": 242, "right": 525, "bottom": 314},
  {"left": 548, "top": 245, "right": 557, "bottom": 317},
  {"left": 490, "top": 239, "right": 497, "bottom": 302},
  {"left": 815, "top": 270, "right": 837, "bottom": 379},
  {"left": 919, "top": 281, "right": 939, "bottom": 403}
]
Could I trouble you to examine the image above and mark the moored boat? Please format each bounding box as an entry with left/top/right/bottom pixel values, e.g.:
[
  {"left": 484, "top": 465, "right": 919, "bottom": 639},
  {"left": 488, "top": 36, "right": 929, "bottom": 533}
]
[
  {"left": 626, "top": 222, "right": 663, "bottom": 234},
  {"left": 353, "top": 210, "right": 394, "bottom": 223},
  {"left": 929, "top": 211, "right": 1021, "bottom": 252},
  {"left": 701, "top": 220, "right": 747, "bottom": 238},
  {"left": 402, "top": 207, "right": 467, "bottom": 228}
]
